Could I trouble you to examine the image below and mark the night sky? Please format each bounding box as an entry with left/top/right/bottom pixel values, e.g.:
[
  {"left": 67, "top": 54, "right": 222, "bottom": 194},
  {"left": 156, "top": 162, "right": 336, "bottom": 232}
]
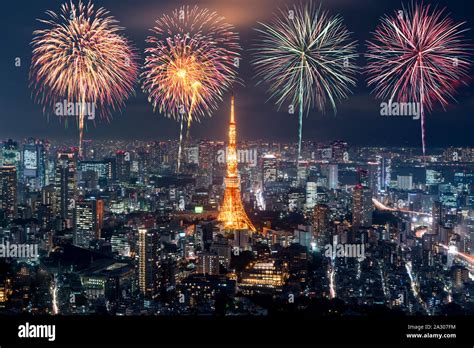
[{"left": 1, "top": 0, "right": 474, "bottom": 147}]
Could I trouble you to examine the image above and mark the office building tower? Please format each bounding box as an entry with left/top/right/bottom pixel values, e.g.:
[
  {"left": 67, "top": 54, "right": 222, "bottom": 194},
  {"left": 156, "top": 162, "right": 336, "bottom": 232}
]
[
  {"left": 376, "top": 155, "right": 391, "bottom": 191},
  {"left": 138, "top": 228, "right": 160, "bottom": 299},
  {"left": 233, "top": 229, "right": 250, "bottom": 251},
  {"left": 0, "top": 140, "right": 20, "bottom": 172},
  {"left": 352, "top": 185, "right": 373, "bottom": 229},
  {"left": 305, "top": 181, "right": 318, "bottom": 210},
  {"left": 197, "top": 252, "right": 220, "bottom": 275},
  {"left": 263, "top": 154, "right": 277, "bottom": 184},
  {"left": 357, "top": 168, "right": 369, "bottom": 188},
  {"left": 115, "top": 151, "right": 131, "bottom": 182},
  {"left": 432, "top": 201, "right": 442, "bottom": 238},
  {"left": 53, "top": 152, "right": 77, "bottom": 224},
  {"left": 0, "top": 166, "right": 17, "bottom": 220},
  {"left": 313, "top": 204, "right": 329, "bottom": 239},
  {"left": 328, "top": 164, "right": 338, "bottom": 190},
  {"left": 397, "top": 175, "right": 413, "bottom": 191},
  {"left": 331, "top": 141, "right": 348, "bottom": 162},
  {"left": 74, "top": 199, "right": 104, "bottom": 248},
  {"left": 22, "top": 139, "right": 47, "bottom": 190}
]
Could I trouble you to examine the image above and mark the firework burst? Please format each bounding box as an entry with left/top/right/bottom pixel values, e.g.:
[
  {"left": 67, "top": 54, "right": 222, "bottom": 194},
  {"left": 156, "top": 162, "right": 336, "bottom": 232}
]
[
  {"left": 366, "top": 3, "right": 471, "bottom": 156},
  {"left": 30, "top": 0, "right": 138, "bottom": 158},
  {"left": 252, "top": 2, "right": 357, "bottom": 162},
  {"left": 142, "top": 6, "right": 241, "bottom": 172}
]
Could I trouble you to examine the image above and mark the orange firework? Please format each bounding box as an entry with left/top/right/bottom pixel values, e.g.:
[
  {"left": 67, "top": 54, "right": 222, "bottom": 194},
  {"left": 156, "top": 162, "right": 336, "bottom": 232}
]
[
  {"left": 142, "top": 6, "right": 241, "bottom": 172},
  {"left": 30, "top": 0, "right": 138, "bottom": 158}
]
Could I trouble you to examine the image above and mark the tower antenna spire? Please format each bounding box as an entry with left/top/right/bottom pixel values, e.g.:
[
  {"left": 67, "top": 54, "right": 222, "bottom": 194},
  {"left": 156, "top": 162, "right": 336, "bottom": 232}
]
[{"left": 217, "top": 95, "right": 256, "bottom": 232}]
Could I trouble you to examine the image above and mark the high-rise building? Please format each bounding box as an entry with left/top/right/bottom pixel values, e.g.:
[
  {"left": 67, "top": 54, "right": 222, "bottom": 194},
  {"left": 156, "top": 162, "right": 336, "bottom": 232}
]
[
  {"left": 263, "top": 154, "right": 277, "bottom": 184},
  {"left": 297, "top": 161, "right": 308, "bottom": 187},
  {"left": 305, "top": 181, "right": 318, "bottom": 210},
  {"left": 432, "top": 201, "right": 442, "bottom": 238},
  {"left": 111, "top": 233, "right": 131, "bottom": 257},
  {"left": 53, "top": 152, "right": 77, "bottom": 225},
  {"left": 376, "top": 155, "right": 391, "bottom": 192},
  {"left": 196, "top": 252, "right": 220, "bottom": 275},
  {"left": 196, "top": 222, "right": 214, "bottom": 249},
  {"left": 313, "top": 204, "right": 329, "bottom": 239},
  {"left": 115, "top": 151, "right": 131, "bottom": 182},
  {"left": 198, "top": 141, "right": 214, "bottom": 171},
  {"left": 22, "top": 139, "right": 48, "bottom": 190},
  {"left": 426, "top": 169, "right": 443, "bottom": 186},
  {"left": 0, "top": 140, "right": 20, "bottom": 172},
  {"left": 397, "top": 175, "right": 413, "bottom": 191},
  {"left": 138, "top": 228, "right": 160, "bottom": 299},
  {"left": 74, "top": 199, "right": 104, "bottom": 248},
  {"left": 210, "top": 236, "right": 232, "bottom": 268},
  {"left": 79, "top": 161, "right": 109, "bottom": 183},
  {"left": 0, "top": 166, "right": 17, "bottom": 220},
  {"left": 328, "top": 164, "right": 338, "bottom": 190},
  {"left": 184, "top": 146, "right": 199, "bottom": 165},
  {"left": 288, "top": 189, "right": 305, "bottom": 212},
  {"left": 331, "top": 141, "right": 348, "bottom": 162},
  {"left": 239, "top": 260, "right": 288, "bottom": 295},
  {"left": 367, "top": 162, "right": 379, "bottom": 192},
  {"left": 233, "top": 229, "right": 250, "bottom": 251},
  {"left": 217, "top": 96, "right": 256, "bottom": 232},
  {"left": 357, "top": 168, "right": 369, "bottom": 188},
  {"left": 294, "top": 226, "right": 312, "bottom": 248},
  {"left": 352, "top": 185, "right": 373, "bottom": 229},
  {"left": 451, "top": 266, "right": 470, "bottom": 289}
]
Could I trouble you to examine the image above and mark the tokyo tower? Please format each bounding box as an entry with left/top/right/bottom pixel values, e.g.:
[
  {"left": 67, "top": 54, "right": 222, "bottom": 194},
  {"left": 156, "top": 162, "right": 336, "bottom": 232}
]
[{"left": 217, "top": 95, "right": 256, "bottom": 232}]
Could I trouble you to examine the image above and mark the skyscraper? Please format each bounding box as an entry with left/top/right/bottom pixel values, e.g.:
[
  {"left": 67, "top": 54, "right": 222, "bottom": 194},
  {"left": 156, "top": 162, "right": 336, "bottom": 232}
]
[
  {"left": 297, "top": 161, "right": 309, "bottom": 187},
  {"left": 328, "top": 164, "right": 338, "bottom": 190},
  {"left": 196, "top": 252, "right": 220, "bottom": 275},
  {"left": 0, "top": 140, "right": 20, "bottom": 172},
  {"left": 376, "top": 155, "right": 391, "bottom": 192},
  {"left": 432, "top": 201, "right": 442, "bottom": 238},
  {"left": 0, "top": 166, "right": 17, "bottom": 220},
  {"left": 367, "top": 162, "right": 379, "bottom": 192},
  {"left": 74, "top": 199, "right": 104, "bottom": 248},
  {"left": 138, "top": 228, "right": 160, "bottom": 299},
  {"left": 313, "top": 204, "right": 329, "bottom": 240},
  {"left": 305, "top": 181, "right": 318, "bottom": 209},
  {"left": 331, "top": 140, "right": 348, "bottom": 162},
  {"left": 116, "top": 151, "right": 131, "bottom": 183},
  {"left": 352, "top": 185, "right": 373, "bottom": 230},
  {"left": 53, "top": 152, "right": 77, "bottom": 225},
  {"left": 217, "top": 96, "right": 256, "bottom": 232},
  {"left": 397, "top": 175, "right": 413, "bottom": 191},
  {"left": 262, "top": 154, "right": 277, "bottom": 184},
  {"left": 357, "top": 168, "right": 369, "bottom": 188},
  {"left": 22, "top": 139, "right": 48, "bottom": 190}
]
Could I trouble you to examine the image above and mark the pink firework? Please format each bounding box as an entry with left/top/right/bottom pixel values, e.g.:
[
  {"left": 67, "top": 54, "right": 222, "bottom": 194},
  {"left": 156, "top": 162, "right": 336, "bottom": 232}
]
[{"left": 366, "top": 3, "right": 471, "bottom": 155}]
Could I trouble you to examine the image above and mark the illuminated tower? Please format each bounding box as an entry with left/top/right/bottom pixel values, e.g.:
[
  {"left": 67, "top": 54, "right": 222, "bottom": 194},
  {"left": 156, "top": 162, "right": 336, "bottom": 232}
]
[{"left": 217, "top": 96, "right": 256, "bottom": 232}]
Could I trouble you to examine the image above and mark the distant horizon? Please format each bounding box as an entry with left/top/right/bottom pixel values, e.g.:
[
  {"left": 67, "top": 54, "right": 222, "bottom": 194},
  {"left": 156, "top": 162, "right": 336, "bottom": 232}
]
[{"left": 0, "top": 134, "right": 472, "bottom": 152}]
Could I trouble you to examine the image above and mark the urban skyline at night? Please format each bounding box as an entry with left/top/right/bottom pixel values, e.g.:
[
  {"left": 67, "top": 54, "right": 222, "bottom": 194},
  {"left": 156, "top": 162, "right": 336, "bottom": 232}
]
[{"left": 1, "top": 0, "right": 474, "bottom": 346}]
